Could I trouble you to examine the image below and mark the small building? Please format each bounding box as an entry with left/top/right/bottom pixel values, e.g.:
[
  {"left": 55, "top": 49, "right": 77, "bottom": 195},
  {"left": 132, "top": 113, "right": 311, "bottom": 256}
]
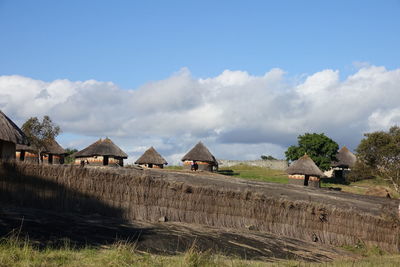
[
  {"left": 42, "top": 139, "right": 67, "bottom": 164},
  {"left": 135, "top": 147, "right": 168, "bottom": 168},
  {"left": 332, "top": 146, "right": 357, "bottom": 180},
  {"left": 181, "top": 141, "right": 218, "bottom": 172},
  {"left": 287, "top": 154, "right": 324, "bottom": 188},
  {"left": 16, "top": 144, "right": 38, "bottom": 162},
  {"left": 0, "top": 110, "right": 28, "bottom": 160},
  {"left": 16, "top": 139, "right": 66, "bottom": 164},
  {"left": 74, "top": 138, "right": 128, "bottom": 167}
]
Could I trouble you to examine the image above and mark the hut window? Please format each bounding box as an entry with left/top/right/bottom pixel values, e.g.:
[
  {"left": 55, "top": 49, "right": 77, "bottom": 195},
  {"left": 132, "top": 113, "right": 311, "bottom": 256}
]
[{"left": 304, "top": 175, "right": 309, "bottom": 186}]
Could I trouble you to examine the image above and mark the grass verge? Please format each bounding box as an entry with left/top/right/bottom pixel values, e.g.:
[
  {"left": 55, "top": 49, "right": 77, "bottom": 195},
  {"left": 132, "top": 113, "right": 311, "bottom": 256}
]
[{"left": 1, "top": 235, "right": 400, "bottom": 267}]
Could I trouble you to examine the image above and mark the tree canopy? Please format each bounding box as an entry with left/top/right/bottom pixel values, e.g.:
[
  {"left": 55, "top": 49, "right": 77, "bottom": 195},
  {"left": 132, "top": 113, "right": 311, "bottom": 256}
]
[
  {"left": 260, "top": 155, "right": 277, "bottom": 160},
  {"left": 22, "top": 116, "right": 61, "bottom": 163},
  {"left": 355, "top": 126, "right": 400, "bottom": 192},
  {"left": 285, "top": 133, "right": 339, "bottom": 171}
]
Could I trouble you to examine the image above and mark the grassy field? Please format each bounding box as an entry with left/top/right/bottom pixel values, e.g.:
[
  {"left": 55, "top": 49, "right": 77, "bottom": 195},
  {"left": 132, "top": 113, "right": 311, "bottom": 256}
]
[
  {"left": 2, "top": 236, "right": 400, "bottom": 267},
  {"left": 216, "top": 164, "right": 399, "bottom": 198}
]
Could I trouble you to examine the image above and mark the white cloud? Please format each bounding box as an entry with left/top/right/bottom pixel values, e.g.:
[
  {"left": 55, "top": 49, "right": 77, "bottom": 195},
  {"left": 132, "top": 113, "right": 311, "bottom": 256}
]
[{"left": 1, "top": 65, "right": 400, "bottom": 164}]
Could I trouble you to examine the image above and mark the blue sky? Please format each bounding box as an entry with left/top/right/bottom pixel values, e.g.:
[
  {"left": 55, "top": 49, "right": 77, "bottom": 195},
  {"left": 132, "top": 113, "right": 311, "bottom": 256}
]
[
  {"left": 1, "top": 0, "right": 399, "bottom": 88},
  {"left": 1, "top": 0, "right": 400, "bottom": 163}
]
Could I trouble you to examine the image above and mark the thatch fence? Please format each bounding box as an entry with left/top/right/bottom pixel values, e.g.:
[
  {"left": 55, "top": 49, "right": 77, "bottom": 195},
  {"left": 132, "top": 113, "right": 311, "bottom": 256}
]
[{"left": 1, "top": 162, "right": 399, "bottom": 252}]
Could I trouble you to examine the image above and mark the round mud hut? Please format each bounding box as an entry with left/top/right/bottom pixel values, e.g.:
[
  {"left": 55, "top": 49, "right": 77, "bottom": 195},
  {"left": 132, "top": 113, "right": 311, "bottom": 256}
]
[
  {"left": 332, "top": 146, "right": 357, "bottom": 180},
  {"left": 287, "top": 154, "right": 324, "bottom": 188},
  {"left": 181, "top": 142, "right": 218, "bottom": 172},
  {"left": 0, "top": 110, "right": 28, "bottom": 160},
  {"left": 135, "top": 147, "right": 168, "bottom": 169},
  {"left": 74, "top": 138, "right": 128, "bottom": 167},
  {"left": 16, "top": 144, "right": 38, "bottom": 162},
  {"left": 16, "top": 139, "right": 66, "bottom": 164},
  {"left": 42, "top": 139, "right": 67, "bottom": 164}
]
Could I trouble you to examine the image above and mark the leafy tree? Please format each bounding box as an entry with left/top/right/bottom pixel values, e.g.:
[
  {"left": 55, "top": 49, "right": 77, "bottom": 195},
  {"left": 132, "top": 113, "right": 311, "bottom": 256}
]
[
  {"left": 22, "top": 116, "right": 61, "bottom": 163},
  {"left": 285, "top": 133, "right": 339, "bottom": 171},
  {"left": 355, "top": 126, "right": 400, "bottom": 193},
  {"left": 64, "top": 148, "right": 78, "bottom": 164},
  {"left": 260, "top": 155, "right": 277, "bottom": 160}
]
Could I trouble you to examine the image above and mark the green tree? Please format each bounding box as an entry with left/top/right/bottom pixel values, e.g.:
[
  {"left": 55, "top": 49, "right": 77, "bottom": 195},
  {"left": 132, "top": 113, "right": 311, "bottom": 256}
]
[
  {"left": 64, "top": 148, "right": 78, "bottom": 164},
  {"left": 22, "top": 116, "right": 61, "bottom": 163},
  {"left": 355, "top": 126, "right": 400, "bottom": 193},
  {"left": 260, "top": 155, "right": 277, "bottom": 160},
  {"left": 285, "top": 133, "right": 339, "bottom": 171}
]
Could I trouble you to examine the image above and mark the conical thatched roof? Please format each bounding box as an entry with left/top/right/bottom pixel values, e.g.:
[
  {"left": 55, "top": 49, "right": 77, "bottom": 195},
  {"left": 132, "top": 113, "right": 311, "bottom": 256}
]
[
  {"left": 287, "top": 154, "right": 324, "bottom": 177},
  {"left": 0, "top": 110, "right": 28, "bottom": 145},
  {"left": 135, "top": 147, "right": 167, "bottom": 165},
  {"left": 181, "top": 142, "right": 217, "bottom": 163},
  {"left": 17, "top": 139, "right": 65, "bottom": 155},
  {"left": 332, "top": 146, "right": 357, "bottom": 168},
  {"left": 75, "top": 138, "right": 128, "bottom": 158},
  {"left": 43, "top": 139, "right": 66, "bottom": 155},
  {"left": 16, "top": 144, "right": 36, "bottom": 153}
]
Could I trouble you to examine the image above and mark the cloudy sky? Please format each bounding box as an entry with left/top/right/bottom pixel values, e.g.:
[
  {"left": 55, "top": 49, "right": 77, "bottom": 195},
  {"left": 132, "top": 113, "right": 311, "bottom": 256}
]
[{"left": 1, "top": 1, "right": 400, "bottom": 164}]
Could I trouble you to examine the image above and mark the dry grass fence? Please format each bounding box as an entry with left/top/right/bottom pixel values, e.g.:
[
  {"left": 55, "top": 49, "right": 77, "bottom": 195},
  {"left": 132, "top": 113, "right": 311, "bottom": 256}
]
[{"left": 1, "top": 162, "right": 399, "bottom": 252}]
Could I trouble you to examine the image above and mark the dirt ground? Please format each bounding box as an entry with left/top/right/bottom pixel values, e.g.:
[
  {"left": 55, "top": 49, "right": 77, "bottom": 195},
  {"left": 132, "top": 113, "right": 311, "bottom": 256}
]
[{"left": 0, "top": 204, "right": 354, "bottom": 262}]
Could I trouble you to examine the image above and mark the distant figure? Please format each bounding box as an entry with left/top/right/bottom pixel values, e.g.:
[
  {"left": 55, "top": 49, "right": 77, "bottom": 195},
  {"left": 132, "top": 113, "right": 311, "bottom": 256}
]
[
  {"left": 80, "top": 160, "right": 85, "bottom": 168},
  {"left": 191, "top": 160, "right": 198, "bottom": 171}
]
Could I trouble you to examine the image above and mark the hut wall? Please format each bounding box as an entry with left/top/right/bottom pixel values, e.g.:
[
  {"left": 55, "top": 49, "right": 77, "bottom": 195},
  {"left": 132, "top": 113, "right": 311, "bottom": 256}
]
[
  {"left": 52, "top": 155, "right": 65, "bottom": 164},
  {"left": 183, "top": 160, "right": 213, "bottom": 171},
  {"left": 0, "top": 162, "right": 399, "bottom": 252},
  {"left": 24, "top": 152, "right": 39, "bottom": 163},
  {"left": 138, "top": 164, "right": 163, "bottom": 169},
  {"left": 74, "top": 156, "right": 104, "bottom": 166},
  {"left": 74, "top": 156, "right": 122, "bottom": 167},
  {"left": 288, "top": 174, "right": 320, "bottom": 188},
  {"left": 42, "top": 154, "right": 52, "bottom": 164},
  {"left": 16, "top": 151, "right": 22, "bottom": 160},
  {"left": 0, "top": 141, "right": 16, "bottom": 160}
]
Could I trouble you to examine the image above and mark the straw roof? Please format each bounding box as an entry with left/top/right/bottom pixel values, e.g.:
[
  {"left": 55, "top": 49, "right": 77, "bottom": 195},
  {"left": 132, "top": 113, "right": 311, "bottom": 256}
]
[
  {"left": 75, "top": 138, "right": 128, "bottom": 158},
  {"left": 287, "top": 154, "right": 324, "bottom": 177},
  {"left": 135, "top": 147, "right": 167, "bottom": 165},
  {"left": 43, "top": 139, "right": 66, "bottom": 155},
  {"left": 332, "top": 146, "right": 357, "bottom": 168},
  {"left": 16, "top": 139, "right": 65, "bottom": 155},
  {"left": 181, "top": 142, "right": 217, "bottom": 163},
  {"left": 0, "top": 110, "right": 28, "bottom": 145},
  {"left": 16, "top": 144, "right": 36, "bottom": 153}
]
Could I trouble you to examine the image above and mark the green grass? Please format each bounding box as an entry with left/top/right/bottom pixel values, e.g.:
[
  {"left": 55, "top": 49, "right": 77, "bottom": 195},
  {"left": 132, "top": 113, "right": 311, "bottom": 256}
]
[
  {"left": 219, "top": 165, "right": 400, "bottom": 198},
  {"left": 219, "top": 164, "right": 288, "bottom": 184},
  {"left": 321, "top": 177, "right": 400, "bottom": 198},
  {"left": 1, "top": 236, "right": 400, "bottom": 267},
  {"left": 165, "top": 165, "right": 184, "bottom": 170}
]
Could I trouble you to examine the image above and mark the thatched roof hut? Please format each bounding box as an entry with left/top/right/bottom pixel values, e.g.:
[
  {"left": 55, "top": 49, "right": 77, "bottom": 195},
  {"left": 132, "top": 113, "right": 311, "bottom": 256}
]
[
  {"left": 287, "top": 154, "right": 323, "bottom": 188},
  {"left": 16, "top": 139, "right": 66, "bottom": 164},
  {"left": 74, "top": 138, "right": 128, "bottom": 167},
  {"left": 0, "top": 111, "right": 28, "bottom": 160},
  {"left": 0, "top": 111, "right": 28, "bottom": 145},
  {"left": 332, "top": 146, "right": 357, "bottom": 168},
  {"left": 181, "top": 142, "right": 217, "bottom": 171},
  {"left": 135, "top": 147, "right": 167, "bottom": 168}
]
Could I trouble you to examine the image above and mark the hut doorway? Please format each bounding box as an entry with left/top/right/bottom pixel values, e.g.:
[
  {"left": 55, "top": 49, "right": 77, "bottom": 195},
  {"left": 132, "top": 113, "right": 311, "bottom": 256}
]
[
  {"left": 148, "top": 163, "right": 153, "bottom": 168},
  {"left": 20, "top": 151, "right": 25, "bottom": 161},
  {"left": 103, "top": 156, "right": 109, "bottom": 166},
  {"left": 304, "top": 175, "right": 310, "bottom": 186}
]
